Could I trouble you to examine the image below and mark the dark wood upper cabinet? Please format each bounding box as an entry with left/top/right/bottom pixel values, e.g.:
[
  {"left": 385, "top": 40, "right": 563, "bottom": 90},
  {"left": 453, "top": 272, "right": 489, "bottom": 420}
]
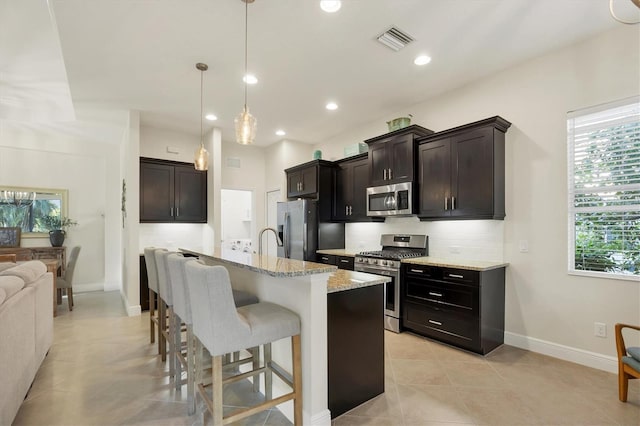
[
  {"left": 365, "top": 125, "right": 434, "bottom": 187},
  {"left": 417, "top": 116, "right": 511, "bottom": 220},
  {"left": 285, "top": 159, "right": 335, "bottom": 221},
  {"left": 140, "top": 157, "right": 207, "bottom": 223},
  {"left": 333, "top": 154, "right": 381, "bottom": 222}
]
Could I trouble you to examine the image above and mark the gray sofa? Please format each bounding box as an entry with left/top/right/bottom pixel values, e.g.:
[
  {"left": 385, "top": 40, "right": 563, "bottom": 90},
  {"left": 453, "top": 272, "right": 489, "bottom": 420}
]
[{"left": 0, "top": 260, "right": 54, "bottom": 425}]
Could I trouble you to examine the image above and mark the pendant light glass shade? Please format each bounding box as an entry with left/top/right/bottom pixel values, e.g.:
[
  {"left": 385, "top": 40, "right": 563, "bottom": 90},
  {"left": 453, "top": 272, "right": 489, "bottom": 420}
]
[
  {"left": 235, "top": 106, "right": 257, "bottom": 145},
  {"left": 236, "top": 0, "right": 257, "bottom": 145},
  {"left": 194, "top": 62, "right": 209, "bottom": 171},
  {"left": 194, "top": 144, "right": 209, "bottom": 170}
]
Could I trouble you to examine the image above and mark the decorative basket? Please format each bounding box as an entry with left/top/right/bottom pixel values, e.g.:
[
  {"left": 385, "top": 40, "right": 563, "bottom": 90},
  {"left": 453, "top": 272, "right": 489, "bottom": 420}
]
[{"left": 387, "top": 115, "right": 412, "bottom": 132}]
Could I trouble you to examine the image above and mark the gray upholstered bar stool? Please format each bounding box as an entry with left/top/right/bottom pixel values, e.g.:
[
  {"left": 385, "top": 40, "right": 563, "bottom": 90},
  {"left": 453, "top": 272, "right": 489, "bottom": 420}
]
[
  {"left": 167, "top": 253, "right": 260, "bottom": 416},
  {"left": 185, "top": 260, "right": 302, "bottom": 425},
  {"left": 143, "top": 247, "right": 163, "bottom": 356}
]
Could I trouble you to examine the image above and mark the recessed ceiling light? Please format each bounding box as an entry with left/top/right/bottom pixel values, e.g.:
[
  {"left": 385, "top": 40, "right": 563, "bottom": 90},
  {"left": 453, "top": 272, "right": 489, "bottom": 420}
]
[
  {"left": 205, "top": 114, "right": 217, "bottom": 121},
  {"left": 414, "top": 55, "right": 432, "bottom": 66},
  {"left": 276, "top": 130, "right": 286, "bottom": 136},
  {"left": 243, "top": 74, "right": 258, "bottom": 85},
  {"left": 326, "top": 102, "right": 338, "bottom": 110},
  {"left": 320, "top": 1, "right": 341, "bottom": 13}
]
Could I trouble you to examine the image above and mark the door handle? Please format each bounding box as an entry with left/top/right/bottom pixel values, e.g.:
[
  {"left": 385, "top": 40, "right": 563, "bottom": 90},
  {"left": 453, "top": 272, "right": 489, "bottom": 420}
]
[
  {"left": 388, "top": 168, "right": 392, "bottom": 179},
  {"left": 176, "top": 207, "right": 179, "bottom": 217},
  {"left": 170, "top": 207, "right": 174, "bottom": 217},
  {"left": 348, "top": 206, "right": 352, "bottom": 215},
  {"left": 444, "top": 197, "right": 448, "bottom": 210},
  {"left": 383, "top": 169, "right": 387, "bottom": 180},
  {"left": 284, "top": 213, "right": 290, "bottom": 258},
  {"left": 451, "top": 196, "right": 456, "bottom": 210}
]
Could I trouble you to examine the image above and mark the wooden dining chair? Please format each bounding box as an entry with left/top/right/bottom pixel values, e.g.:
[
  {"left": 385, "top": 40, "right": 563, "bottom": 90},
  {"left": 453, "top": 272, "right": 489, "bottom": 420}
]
[{"left": 615, "top": 323, "right": 640, "bottom": 402}]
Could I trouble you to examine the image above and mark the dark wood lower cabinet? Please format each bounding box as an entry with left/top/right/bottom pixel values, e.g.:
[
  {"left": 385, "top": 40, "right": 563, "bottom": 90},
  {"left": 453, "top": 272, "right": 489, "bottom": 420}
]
[
  {"left": 402, "top": 264, "right": 505, "bottom": 355},
  {"left": 140, "top": 255, "right": 149, "bottom": 311},
  {"left": 328, "top": 285, "right": 384, "bottom": 418}
]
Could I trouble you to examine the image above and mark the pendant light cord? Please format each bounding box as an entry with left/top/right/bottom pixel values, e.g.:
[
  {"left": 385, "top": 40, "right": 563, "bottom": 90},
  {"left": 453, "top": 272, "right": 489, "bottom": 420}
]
[
  {"left": 200, "top": 69, "right": 204, "bottom": 147},
  {"left": 244, "top": 0, "right": 248, "bottom": 109}
]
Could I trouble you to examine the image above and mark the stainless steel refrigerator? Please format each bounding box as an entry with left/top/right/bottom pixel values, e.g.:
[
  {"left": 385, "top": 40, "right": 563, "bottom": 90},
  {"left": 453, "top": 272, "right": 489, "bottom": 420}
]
[{"left": 277, "top": 199, "right": 344, "bottom": 261}]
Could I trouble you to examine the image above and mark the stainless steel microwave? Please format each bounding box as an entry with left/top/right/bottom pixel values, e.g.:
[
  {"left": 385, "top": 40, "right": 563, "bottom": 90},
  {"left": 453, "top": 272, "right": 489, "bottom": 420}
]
[{"left": 366, "top": 182, "right": 414, "bottom": 217}]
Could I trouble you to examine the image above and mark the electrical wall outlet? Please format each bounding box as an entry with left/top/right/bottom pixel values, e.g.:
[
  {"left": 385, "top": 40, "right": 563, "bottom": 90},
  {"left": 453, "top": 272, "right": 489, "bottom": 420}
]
[{"left": 594, "top": 322, "right": 607, "bottom": 338}]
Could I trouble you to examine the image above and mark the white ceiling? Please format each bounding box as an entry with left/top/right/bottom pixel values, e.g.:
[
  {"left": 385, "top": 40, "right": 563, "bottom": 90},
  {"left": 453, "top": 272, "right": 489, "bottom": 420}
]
[{"left": 1, "top": 0, "right": 639, "bottom": 146}]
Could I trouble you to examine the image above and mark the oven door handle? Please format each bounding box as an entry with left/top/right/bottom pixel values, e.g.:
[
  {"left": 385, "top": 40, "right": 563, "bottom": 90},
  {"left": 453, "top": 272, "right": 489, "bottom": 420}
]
[{"left": 355, "top": 265, "right": 397, "bottom": 275}]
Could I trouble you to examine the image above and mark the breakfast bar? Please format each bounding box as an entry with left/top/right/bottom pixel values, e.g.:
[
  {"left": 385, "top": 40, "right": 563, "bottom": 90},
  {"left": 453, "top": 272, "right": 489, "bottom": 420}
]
[{"left": 179, "top": 247, "right": 390, "bottom": 425}]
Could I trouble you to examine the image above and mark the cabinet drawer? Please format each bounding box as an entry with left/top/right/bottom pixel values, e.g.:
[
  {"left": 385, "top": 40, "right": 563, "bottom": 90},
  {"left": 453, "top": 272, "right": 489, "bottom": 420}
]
[
  {"left": 336, "top": 256, "right": 354, "bottom": 270},
  {"left": 403, "top": 302, "right": 479, "bottom": 351},
  {"left": 405, "top": 279, "right": 477, "bottom": 314},
  {"left": 318, "top": 254, "right": 336, "bottom": 265},
  {"left": 404, "top": 265, "right": 436, "bottom": 279},
  {"left": 441, "top": 267, "right": 479, "bottom": 285}
]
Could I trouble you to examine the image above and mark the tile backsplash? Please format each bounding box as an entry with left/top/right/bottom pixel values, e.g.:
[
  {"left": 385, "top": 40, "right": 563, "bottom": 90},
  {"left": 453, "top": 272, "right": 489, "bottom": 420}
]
[
  {"left": 139, "top": 223, "right": 208, "bottom": 253},
  {"left": 346, "top": 217, "right": 503, "bottom": 261}
]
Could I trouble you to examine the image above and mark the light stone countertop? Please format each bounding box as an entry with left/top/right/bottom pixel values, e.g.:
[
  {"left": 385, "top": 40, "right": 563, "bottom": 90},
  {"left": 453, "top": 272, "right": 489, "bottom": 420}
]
[
  {"left": 402, "top": 256, "right": 508, "bottom": 271},
  {"left": 180, "top": 247, "right": 390, "bottom": 293},
  {"left": 326, "top": 269, "right": 390, "bottom": 293},
  {"left": 180, "top": 247, "right": 337, "bottom": 277}
]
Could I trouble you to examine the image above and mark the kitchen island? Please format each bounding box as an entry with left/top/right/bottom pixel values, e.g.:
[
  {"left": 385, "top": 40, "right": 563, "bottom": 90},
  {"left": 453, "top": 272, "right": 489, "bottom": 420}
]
[{"left": 179, "top": 247, "right": 390, "bottom": 425}]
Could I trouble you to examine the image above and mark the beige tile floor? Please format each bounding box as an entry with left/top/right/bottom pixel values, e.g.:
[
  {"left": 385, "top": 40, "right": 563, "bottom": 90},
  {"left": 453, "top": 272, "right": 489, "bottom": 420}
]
[{"left": 13, "top": 291, "right": 640, "bottom": 426}]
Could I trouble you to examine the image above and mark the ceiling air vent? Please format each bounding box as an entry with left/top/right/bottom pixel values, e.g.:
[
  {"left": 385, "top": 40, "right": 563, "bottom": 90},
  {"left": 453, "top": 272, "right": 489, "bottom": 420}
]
[{"left": 376, "top": 27, "right": 414, "bottom": 51}]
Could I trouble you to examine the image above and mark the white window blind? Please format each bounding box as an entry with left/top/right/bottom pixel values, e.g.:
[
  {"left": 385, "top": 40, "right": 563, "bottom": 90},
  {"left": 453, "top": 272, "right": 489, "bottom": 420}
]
[{"left": 567, "top": 96, "right": 640, "bottom": 278}]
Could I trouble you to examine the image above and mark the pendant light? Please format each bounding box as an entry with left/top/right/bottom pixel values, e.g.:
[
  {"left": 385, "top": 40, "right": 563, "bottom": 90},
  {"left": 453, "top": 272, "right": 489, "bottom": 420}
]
[
  {"left": 235, "top": 0, "right": 257, "bottom": 145},
  {"left": 194, "top": 62, "right": 209, "bottom": 170}
]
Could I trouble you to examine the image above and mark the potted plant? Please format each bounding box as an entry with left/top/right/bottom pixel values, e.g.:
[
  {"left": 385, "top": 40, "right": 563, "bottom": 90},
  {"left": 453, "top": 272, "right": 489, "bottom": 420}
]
[{"left": 42, "top": 215, "right": 77, "bottom": 247}]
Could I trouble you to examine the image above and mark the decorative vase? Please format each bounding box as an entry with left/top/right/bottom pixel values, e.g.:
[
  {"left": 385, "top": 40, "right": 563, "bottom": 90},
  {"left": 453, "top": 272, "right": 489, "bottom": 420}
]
[{"left": 49, "top": 230, "right": 66, "bottom": 247}]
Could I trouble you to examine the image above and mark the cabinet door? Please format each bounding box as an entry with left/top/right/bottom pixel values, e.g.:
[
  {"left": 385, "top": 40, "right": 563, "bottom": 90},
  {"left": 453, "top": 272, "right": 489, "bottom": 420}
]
[
  {"left": 450, "top": 127, "right": 494, "bottom": 218},
  {"left": 299, "top": 165, "right": 318, "bottom": 196},
  {"left": 175, "top": 165, "right": 207, "bottom": 223},
  {"left": 350, "top": 158, "right": 370, "bottom": 220},
  {"left": 287, "top": 170, "right": 302, "bottom": 198},
  {"left": 418, "top": 138, "right": 451, "bottom": 218},
  {"left": 368, "top": 143, "right": 388, "bottom": 186},
  {"left": 333, "top": 163, "right": 351, "bottom": 221},
  {"left": 140, "top": 162, "right": 174, "bottom": 222},
  {"left": 387, "top": 135, "right": 414, "bottom": 183}
]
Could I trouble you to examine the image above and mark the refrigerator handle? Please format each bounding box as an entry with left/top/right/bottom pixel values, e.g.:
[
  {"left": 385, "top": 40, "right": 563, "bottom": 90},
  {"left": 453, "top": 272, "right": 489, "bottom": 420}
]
[{"left": 284, "top": 212, "right": 290, "bottom": 258}]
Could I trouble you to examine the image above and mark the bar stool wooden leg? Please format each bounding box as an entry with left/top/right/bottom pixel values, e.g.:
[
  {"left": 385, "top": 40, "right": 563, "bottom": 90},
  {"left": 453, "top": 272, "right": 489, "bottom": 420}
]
[
  {"left": 187, "top": 324, "right": 196, "bottom": 415},
  {"left": 264, "top": 343, "right": 273, "bottom": 400},
  {"left": 292, "top": 334, "right": 302, "bottom": 426},
  {"left": 212, "top": 355, "right": 224, "bottom": 426},
  {"left": 159, "top": 300, "right": 167, "bottom": 361}
]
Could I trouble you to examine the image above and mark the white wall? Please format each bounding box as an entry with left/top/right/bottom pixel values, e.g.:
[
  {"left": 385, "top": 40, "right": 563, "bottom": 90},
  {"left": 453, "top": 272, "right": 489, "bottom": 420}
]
[
  {"left": 312, "top": 24, "right": 640, "bottom": 365},
  {"left": 0, "top": 118, "right": 123, "bottom": 294}
]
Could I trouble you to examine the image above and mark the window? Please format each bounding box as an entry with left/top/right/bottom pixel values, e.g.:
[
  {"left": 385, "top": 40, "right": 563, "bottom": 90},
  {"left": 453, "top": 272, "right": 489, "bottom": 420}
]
[{"left": 567, "top": 96, "right": 640, "bottom": 279}]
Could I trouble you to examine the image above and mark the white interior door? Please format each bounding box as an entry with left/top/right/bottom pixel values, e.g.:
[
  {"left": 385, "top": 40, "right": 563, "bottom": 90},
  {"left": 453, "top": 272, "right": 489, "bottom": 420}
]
[{"left": 266, "top": 189, "right": 280, "bottom": 257}]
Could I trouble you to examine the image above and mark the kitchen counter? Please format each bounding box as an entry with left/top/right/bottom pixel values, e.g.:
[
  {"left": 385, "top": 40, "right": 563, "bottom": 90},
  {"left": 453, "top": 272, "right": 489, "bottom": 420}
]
[
  {"left": 178, "top": 247, "right": 388, "bottom": 424},
  {"left": 180, "top": 247, "right": 336, "bottom": 277},
  {"left": 402, "top": 256, "right": 508, "bottom": 271}
]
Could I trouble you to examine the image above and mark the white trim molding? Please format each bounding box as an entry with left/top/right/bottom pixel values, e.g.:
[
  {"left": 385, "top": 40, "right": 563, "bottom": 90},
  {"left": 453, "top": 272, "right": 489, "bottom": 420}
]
[{"left": 504, "top": 332, "right": 618, "bottom": 374}]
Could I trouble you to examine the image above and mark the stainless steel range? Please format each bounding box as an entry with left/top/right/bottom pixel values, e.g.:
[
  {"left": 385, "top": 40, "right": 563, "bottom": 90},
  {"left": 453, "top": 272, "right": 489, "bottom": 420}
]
[{"left": 355, "top": 234, "right": 428, "bottom": 332}]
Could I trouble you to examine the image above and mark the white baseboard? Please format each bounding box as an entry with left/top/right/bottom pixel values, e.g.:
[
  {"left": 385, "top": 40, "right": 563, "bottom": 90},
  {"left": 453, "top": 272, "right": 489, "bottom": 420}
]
[
  {"left": 118, "top": 288, "right": 142, "bottom": 317},
  {"left": 504, "top": 331, "right": 617, "bottom": 374},
  {"left": 310, "top": 409, "right": 332, "bottom": 425},
  {"left": 103, "top": 280, "right": 120, "bottom": 291}
]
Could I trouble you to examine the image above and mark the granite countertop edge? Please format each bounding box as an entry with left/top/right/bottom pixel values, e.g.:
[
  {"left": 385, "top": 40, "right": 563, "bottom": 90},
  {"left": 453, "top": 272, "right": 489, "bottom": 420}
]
[{"left": 401, "top": 257, "right": 509, "bottom": 271}]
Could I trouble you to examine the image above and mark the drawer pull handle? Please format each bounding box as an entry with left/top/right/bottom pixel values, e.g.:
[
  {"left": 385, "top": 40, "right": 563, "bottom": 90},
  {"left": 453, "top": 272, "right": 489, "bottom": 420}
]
[
  {"left": 428, "top": 292, "right": 443, "bottom": 297},
  {"left": 428, "top": 320, "right": 442, "bottom": 326},
  {"left": 448, "top": 273, "right": 464, "bottom": 279},
  {"left": 321, "top": 257, "right": 329, "bottom": 261},
  {"left": 410, "top": 269, "right": 424, "bottom": 273},
  {"left": 340, "top": 259, "right": 349, "bottom": 263}
]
